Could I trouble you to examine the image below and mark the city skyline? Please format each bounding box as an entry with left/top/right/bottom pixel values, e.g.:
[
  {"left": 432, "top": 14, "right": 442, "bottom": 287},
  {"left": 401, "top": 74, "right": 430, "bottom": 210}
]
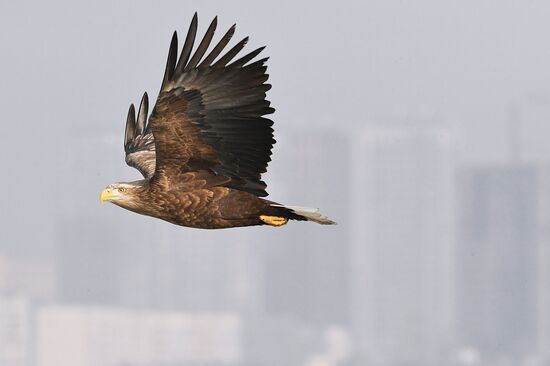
[
  {"left": 2, "top": 1, "right": 550, "bottom": 365},
  {"left": 3, "top": 115, "right": 550, "bottom": 365}
]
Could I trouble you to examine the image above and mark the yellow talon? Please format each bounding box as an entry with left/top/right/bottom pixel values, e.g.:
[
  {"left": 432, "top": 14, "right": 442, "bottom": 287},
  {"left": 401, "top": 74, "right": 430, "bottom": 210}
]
[{"left": 260, "top": 215, "right": 288, "bottom": 227}]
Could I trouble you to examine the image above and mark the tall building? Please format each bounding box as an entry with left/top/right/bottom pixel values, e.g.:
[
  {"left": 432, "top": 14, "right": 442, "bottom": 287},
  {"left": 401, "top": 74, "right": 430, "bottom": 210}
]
[
  {"left": 57, "top": 210, "right": 264, "bottom": 313},
  {"left": 261, "top": 128, "right": 352, "bottom": 326},
  {"left": 455, "top": 164, "right": 538, "bottom": 363},
  {"left": 351, "top": 120, "right": 454, "bottom": 365},
  {"left": 537, "top": 166, "right": 550, "bottom": 364},
  {"left": 0, "top": 254, "right": 57, "bottom": 301},
  {"left": 0, "top": 295, "right": 33, "bottom": 366}
]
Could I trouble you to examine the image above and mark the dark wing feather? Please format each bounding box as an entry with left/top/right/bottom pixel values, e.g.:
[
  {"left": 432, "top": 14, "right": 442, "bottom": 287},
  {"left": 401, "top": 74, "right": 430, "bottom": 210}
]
[
  {"left": 146, "top": 13, "right": 274, "bottom": 196},
  {"left": 199, "top": 24, "right": 236, "bottom": 67},
  {"left": 124, "top": 93, "right": 156, "bottom": 178},
  {"left": 185, "top": 16, "right": 217, "bottom": 71},
  {"left": 174, "top": 13, "right": 198, "bottom": 76},
  {"left": 161, "top": 32, "right": 178, "bottom": 92}
]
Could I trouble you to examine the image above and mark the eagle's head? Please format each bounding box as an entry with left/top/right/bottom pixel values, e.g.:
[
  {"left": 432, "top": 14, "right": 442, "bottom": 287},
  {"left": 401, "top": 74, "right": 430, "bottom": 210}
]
[{"left": 100, "top": 182, "right": 146, "bottom": 208}]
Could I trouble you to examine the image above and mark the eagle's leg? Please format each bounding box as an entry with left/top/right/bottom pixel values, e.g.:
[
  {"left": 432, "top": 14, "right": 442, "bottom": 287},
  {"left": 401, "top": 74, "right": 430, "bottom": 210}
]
[{"left": 259, "top": 215, "right": 288, "bottom": 227}]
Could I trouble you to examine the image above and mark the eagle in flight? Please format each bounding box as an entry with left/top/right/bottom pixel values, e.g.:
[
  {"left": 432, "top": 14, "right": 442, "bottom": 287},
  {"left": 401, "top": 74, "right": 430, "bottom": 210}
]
[{"left": 100, "top": 13, "right": 335, "bottom": 229}]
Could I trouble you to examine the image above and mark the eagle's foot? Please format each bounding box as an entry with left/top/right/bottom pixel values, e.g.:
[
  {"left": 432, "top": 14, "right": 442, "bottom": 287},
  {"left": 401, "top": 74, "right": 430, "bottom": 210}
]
[{"left": 260, "top": 215, "right": 288, "bottom": 227}]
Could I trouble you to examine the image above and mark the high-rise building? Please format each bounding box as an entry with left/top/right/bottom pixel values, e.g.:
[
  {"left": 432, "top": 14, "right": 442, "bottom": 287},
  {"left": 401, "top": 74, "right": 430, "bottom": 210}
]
[
  {"left": 0, "top": 254, "right": 57, "bottom": 300},
  {"left": 57, "top": 211, "right": 264, "bottom": 313},
  {"left": 455, "top": 164, "right": 538, "bottom": 363},
  {"left": 0, "top": 295, "right": 33, "bottom": 366},
  {"left": 261, "top": 128, "right": 352, "bottom": 326},
  {"left": 537, "top": 166, "right": 550, "bottom": 364},
  {"left": 351, "top": 120, "right": 454, "bottom": 365}
]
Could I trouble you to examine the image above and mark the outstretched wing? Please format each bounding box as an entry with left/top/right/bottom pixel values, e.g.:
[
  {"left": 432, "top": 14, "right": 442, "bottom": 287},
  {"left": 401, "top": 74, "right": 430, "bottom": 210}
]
[
  {"left": 124, "top": 93, "right": 156, "bottom": 178},
  {"left": 145, "top": 13, "right": 275, "bottom": 196}
]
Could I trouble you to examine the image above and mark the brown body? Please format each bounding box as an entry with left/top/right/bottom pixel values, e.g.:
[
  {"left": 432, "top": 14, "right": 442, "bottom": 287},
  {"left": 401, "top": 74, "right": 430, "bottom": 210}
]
[
  {"left": 114, "top": 182, "right": 273, "bottom": 229},
  {"left": 104, "top": 171, "right": 304, "bottom": 229}
]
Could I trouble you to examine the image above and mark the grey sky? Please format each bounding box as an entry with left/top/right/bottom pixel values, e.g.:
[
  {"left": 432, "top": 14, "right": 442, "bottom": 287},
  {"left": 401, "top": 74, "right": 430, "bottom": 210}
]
[
  {"left": 1, "top": 0, "right": 548, "bottom": 262},
  {"left": 1, "top": 2, "right": 550, "bottom": 364}
]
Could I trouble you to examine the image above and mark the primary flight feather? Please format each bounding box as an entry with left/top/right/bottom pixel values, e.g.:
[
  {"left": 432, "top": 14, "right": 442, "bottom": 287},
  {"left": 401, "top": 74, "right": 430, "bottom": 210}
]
[{"left": 100, "top": 13, "right": 335, "bottom": 229}]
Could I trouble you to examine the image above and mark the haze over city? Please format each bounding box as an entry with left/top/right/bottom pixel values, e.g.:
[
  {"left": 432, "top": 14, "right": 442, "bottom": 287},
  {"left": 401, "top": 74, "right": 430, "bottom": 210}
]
[{"left": 1, "top": 1, "right": 550, "bottom": 365}]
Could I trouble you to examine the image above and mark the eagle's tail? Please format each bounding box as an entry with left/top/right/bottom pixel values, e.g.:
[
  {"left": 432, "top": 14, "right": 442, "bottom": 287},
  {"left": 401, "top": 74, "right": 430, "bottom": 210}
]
[{"left": 269, "top": 204, "right": 337, "bottom": 225}]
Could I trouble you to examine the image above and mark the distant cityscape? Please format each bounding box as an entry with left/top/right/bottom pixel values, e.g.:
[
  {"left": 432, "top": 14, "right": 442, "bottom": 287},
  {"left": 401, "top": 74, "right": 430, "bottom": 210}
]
[{"left": 2, "top": 107, "right": 550, "bottom": 366}]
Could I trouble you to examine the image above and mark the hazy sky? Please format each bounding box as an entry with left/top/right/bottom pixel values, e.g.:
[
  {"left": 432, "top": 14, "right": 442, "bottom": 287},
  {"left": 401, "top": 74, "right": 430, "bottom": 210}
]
[
  {"left": 3, "top": 3, "right": 550, "bottom": 365},
  {"left": 2, "top": 0, "right": 550, "bottom": 249}
]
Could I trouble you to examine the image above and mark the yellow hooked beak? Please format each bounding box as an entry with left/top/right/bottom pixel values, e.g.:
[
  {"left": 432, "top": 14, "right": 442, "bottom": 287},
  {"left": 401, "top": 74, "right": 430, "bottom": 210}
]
[{"left": 100, "top": 188, "right": 113, "bottom": 203}]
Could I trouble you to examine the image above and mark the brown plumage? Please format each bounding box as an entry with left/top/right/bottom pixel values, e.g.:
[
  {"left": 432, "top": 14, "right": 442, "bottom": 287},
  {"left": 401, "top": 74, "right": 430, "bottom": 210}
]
[{"left": 100, "top": 13, "right": 335, "bottom": 229}]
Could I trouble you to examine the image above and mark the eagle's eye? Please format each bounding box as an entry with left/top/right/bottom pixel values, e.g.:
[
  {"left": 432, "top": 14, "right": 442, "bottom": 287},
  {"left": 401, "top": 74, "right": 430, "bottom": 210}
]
[{"left": 118, "top": 188, "right": 126, "bottom": 193}]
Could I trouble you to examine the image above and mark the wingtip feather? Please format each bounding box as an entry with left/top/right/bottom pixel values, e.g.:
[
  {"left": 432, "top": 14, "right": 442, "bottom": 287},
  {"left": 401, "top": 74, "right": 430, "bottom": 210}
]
[
  {"left": 136, "top": 92, "right": 149, "bottom": 135},
  {"left": 160, "top": 31, "right": 178, "bottom": 90},
  {"left": 174, "top": 13, "right": 198, "bottom": 74},
  {"left": 124, "top": 104, "right": 136, "bottom": 148}
]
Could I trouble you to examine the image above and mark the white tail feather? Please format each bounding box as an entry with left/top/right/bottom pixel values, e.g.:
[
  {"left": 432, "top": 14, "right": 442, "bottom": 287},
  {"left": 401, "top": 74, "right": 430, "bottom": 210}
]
[{"left": 271, "top": 204, "right": 336, "bottom": 225}]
